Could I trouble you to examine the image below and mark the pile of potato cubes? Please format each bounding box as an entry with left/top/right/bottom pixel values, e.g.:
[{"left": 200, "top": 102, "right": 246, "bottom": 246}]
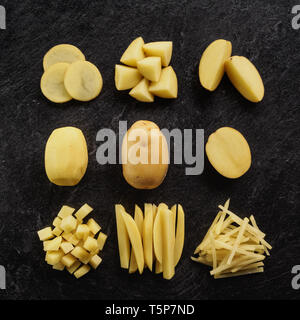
[
  {"left": 37, "top": 204, "right": 107, "bottom": 279},
  {"left": 115, "top": 37, "right": 178, "bottom": 102}
]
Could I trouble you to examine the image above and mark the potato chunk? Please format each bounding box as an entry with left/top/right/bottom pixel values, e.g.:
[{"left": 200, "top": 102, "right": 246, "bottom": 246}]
[
  {"left": 61, "top": 253, "right": 77, "bottom": 268},
  {"left": 43, "top": 236, "right": 62, "bottom": 251},
  {"left": 45, "top": 250, "right": 64, "bottom": 265},
  {"left": 97, "top": 232, "right": 108, "bottom": 251},
  {"left": 120, "top": 37, "right": 145, "bottom": 67},
  {"left": 149, "top": 66, "right": 178, "bottom": 98},
  {"left": 89, "top": 254, "right": 102, "bottom": 269},
  {"left": 74, "top": 265, "right": 91, "bottom": 279},
  {"left": 71, "top": 246, "right": 90, "bottom": 263},
  {"left": 129, "top": 78, "right": 154, "bottom": 102},
  {"left": 143, "top": 41, "right": 173, "bottom": 67},
  {"left": 37, "top": 227, "right": 54, "bottom": 241},
  {"left": 75, "top": 224, "right": 90, "bottom": 240},
  {"left": 61, "top": 215, "right": 77, "bottom": 233},
  {"left": 115, "top": 64, "right": 142, "bottom": 90},
  {"left": 60, "top": 241, "right": 74, "bottom": 254},
  {"left": 75, "top": 203, "right": 93, "bottom": 222},
  {"left": 66, "top": 260, "right": 81, "bottom": 274},
  {"left": 83, "top": 236, "right": 99, "bottom": 253},
  {"left": 52, "top": 226, "right": 63, "bottom": 237},
  {"left": 57, "top": 206, "right": 75, "bottom": 219},
  {"left": 137, "top": 57, "right": 161, "bottom": 82},
  {"left": 87, "top": 218, "right": 101, "bottom": 235}
]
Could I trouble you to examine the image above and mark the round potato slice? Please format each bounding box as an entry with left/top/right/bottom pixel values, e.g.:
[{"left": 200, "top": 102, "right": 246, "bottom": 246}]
[
  {"left": 206, "top": 127, "right": 251, "bottom": 179},
  {"left": 43, "top": 44, "right": 85, "bottom": 71},
  {"left": 40, "top": 63, "right": 72, "bottom": 103},
  {"left": 64, "top": 61, "right": 103, "bottom": 101}
]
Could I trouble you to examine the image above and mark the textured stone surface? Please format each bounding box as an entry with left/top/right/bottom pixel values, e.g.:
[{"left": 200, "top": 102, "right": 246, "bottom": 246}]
[{"left": 0, "top": 0, "right": 299, "bottom": 300}]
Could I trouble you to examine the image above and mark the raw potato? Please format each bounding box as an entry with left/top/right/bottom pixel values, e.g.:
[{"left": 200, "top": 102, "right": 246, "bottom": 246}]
[
  {"left": 115, "top": 64, "right": 142, "bottom": 90},
  {"left": 40, "top": 63, "right": 72, "bottom": 103},
  {"left": 89, "top": 254, "right": 102, "bottom": 269},
  {"left": 74, "top": 264, "right": 91, "bottom": 279},
  {"left": 225, "top": 56, "right": 264, "bottom": 102},
  {"left": 137, "top": 57, "right": 161, "bottom": 82},
  {"left": 129, "top": 78, "right": 154, "bottom": 103},
  {"left": 87, "top": 218, "right": 101, "bottom": 234},
  {"left": 64, "top": 61, "right": 103, "bottom": 101},
  {"left": 75, "top": 224, "right": 90, "bottom": 240},
  {"left": 153, "top": 203, "right": 168, "bottom": 263},
  {"left": 143, "top": 204, "right": 153, "bottom": 271},
  {"left": 43, "top": 236, "right": 62, "bottom": 251},
  {"left": 97, "top": 232, "right": 108, "bottom": 251},
  {"left": 61, "top": 215, "right": 77, "bottom": 233},
  {"left": 174, "top": 205, "right": 185, "bottom": 266},
  {"left": 37, "top": 227, "right": 54, "bottom": 241},
  {"left": 206, "top": 127, "right": 251, "bottom": 179},
  {"left": 43, "top": 44, "right": 85, "bottom": 71},
  {"left": 149, "top": 66, "right": 178, "bottom": 98},
  {"left": 143, "top": 41, "right": 173, "bottom": 67},
  {"left": 199, "top": 39, "right": 232, "bottom": 91},
  {"left": 120, "top": 37, "right": 145, "bottom": 67},
  {"left": 45, "top": 127, "right": 88, "bottom": 186},
  {"left": 75, "top": 203, "right": 93, "bottom": 221},
  {"left": 57, "top": 206, "right": 75, "bottom": 219},
  {"left": 122, "top": 120, "right": 169, "bottom": 189}
]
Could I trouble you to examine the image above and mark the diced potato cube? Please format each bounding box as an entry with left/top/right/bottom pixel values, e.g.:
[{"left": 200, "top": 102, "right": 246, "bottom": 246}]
[
  {"left": 43, "top": 236, "right": 62, "bottom": 251},
  {"left": 97, "top": 232, "right": 108, "bottom": 250},
  {"left": 67, "top": 260, "right": 81, "bottom": 274},
  {"left": 52, "top": 216, "right": 62, "bottom": 227},
  {"left": 61, "top": 253, "right": 77, "bottom": 268},
  {"left": 62, "top": 232, "right": 72, "bottom": 241},
  {"left": 61, "top": 215, "right": 77, "bottom": 233},
  {"left": 87, "top": 218, "right": 101, "bottom": 235},
  {"left": 45, "top": 250, "right": 64, "bottom": 265},
  {"left": 75, "top": 224, "right": 90, "bottom": 240},
  {"left": 37, "top": 227, "right": 53, "bottom": 241},
  {"left": 75, "top": 203, "right": 93, "bottom": 222},
  {"left": 57, "top": 205, "right": 75, "bottom": 219},
  {"left": 60, "top": 241, "right": 74, "bottom": 254},
  {"left": 71, "top": 246, "right": 90, "bottom": 263},
  {"left": 83, "top": 236, "right": 99, "bottom": 253},
  {"left": 89, "top": 254, "right": 102, "bottom": 269},
  {"left": 69, "top": 234, "right": 80, "bottom": 246},
  {"left": 52, "top": 261, "right": 65, "bottom": 271},
  {"left": 74, "top": 265, "right": 91, "bottom": 279},
  {"left": 52, "top": 226, "right": 63, "bottom": 237}
]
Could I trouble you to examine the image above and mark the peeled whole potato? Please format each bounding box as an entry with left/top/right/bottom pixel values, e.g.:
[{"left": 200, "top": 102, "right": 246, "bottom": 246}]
[
  {"left": 199, "top": 39, "right": 232, "bottom": 91},
  {"left": 225, "top": 56, "right": 264, "bottom": 102},
  {"left": 45, "top": 127, "right": 88, "bottom": 186},
  {"left": 122, "top": 120, "right": 169, "bottom": 189},
  {"left": 206, "top": 127, "right": 251, "bottom": 179}
]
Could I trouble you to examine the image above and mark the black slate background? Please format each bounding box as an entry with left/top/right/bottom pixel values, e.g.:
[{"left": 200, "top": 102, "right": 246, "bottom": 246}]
[{"left": 0, "top": 0, "right": 299, "bottom": 300}]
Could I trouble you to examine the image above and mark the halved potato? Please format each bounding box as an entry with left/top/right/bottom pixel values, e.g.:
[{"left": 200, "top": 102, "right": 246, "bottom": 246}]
[
  {"left": 129, "top": 78, "right": 154, "bottom": 102},
  {"left": 41, "top": 63, "right": 72, "bottom": 103},
  {"left": 64, "top": 61, "right": 103, "bottom": 101},
  {"left": 120, "top": 37, "right": 145, "bottom": 67},
  {"left": 43, "top": 44, "right": 85, "bottom": 71},
  {"left": 149, "top": 66, "right": 178, "bottom": 98},
  {"left": 143, "top": 41, "right": 173, "bottom": 67},
  {"left": 115, "top": 64, "right": 142, "bottom": 90},
  {"left": 137, "top": 57, "right": 161, "bottom": 82}
]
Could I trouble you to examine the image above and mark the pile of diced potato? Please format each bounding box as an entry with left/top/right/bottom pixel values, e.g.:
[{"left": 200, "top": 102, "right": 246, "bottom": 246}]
[
  {"left": 37, "top": 204, "right": 107, "bottom": 279},
  {"left": 115, "top": 37, "right": 178, "bottom": 102}
]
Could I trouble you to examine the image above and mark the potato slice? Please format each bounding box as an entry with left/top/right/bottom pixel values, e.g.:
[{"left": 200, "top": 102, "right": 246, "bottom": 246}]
[
  {"left": 129, "top": 78, "right": 154, "bottom": 102},
  {"left": 45, "top": 250, "right": 64, "bottom": 265},
  {"left": 115, "top": 204, "right": 131, "bottom": 269},
  {"left": 43, "top": 236, "right": 62, "bottom": 251},
  {"left": 41, "top": 63, "right": 72, "bottom": 103},
  {"left": 225, "top": 56, "right": 264, "bottom": 102},
  {"left": 37, "top": 227, "right": 54, "bottom": 241},
  {"left": 199, "top": 39, "right": 232, "bottom": 91},
  {"left": 61, "top": 253, "right": 77, "bottom": 268},
  {"left": 206, "top": 127, "right": 251, "bottom": 179},
  {"left": 174, "top": 205, "right": 185, "bottom": 266},
  {"left": 120, "top": 37, "right": 145, "bottom": 67},
  {"left": 57, "top": 205, "right": 75, "bottom": 219},
  {"left": 60, "top": 241, "right": 74, "bottom": 254},
  {"left": 121, "top": 210, "right": 144, "bottom": 274},
  {"left": 74, "top": 264, "right": 91, "bottom": 279},
  {"left": 66, "top": 260, "right": 81, "bottom": 274},
  {"left": 115, "top": 64, "right": 142, "bottom": 90},
  {"left": 143, "top": 203, "right": 154, "bottom": 271},
  {"left": 89, "top": 254, "right": 102, "bottom": 269},
  {"left": 137, "top": 57, "right": 161, "bottom": 82},
  {"left": 87, "top": 218, "right": 101, "bottom": 235},
  {"left": 64, "top": 61, "right": 103, "bottom": 101},
  {"left": 75, "top": 203, "right": 93, "bottom": 221},
  {"left": 143, "top": 41, "right": 173, "bottom": 67},
  {"left": 149, "top": 66, "right": 178, "bottom": 98},
  {"left": 43, "top": 44, "right": 85, "bottom": 71},
  {"left": 153, "top": 203, "right": 168, "bottom": 263}
]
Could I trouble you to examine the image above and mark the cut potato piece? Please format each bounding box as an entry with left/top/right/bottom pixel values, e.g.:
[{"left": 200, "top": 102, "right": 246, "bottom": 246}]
[
  {"left": 61, "top": 215, "right": 77, "bottom": 233},
  {"left": 225, "top": 56, "right": 264, "bottom": 102},
  {"left": 87, "top": 218, "right": 101, "bottom": 235},
  {"left": 66, "top": 260, "right": 81, "bottom": 274},
  {"left": 83, "top": 236, "right": 99, "bottom": 253},
  {"left": 121, "top": 210, "right": 144, "bottom": 274},
  {"left": 71, "top": 246, "right": 90, "bottom": 263},
  {"left": 75, "top": 203, "right": 93, "bottom": 221},
  {"left": 143, "top": 41, "right": 173, "bottom": 67},
  {"left": 52, "top": 217, "right": 62, "bottom": 227},
  {"left": 115, "top": 64, "right": 142, "bottom": 90},
  {"left": 115, "top": 205, "right": 131, "bottom": 269},
  {"left": 89, "top": 254, "right": 102, "bottom": 269},
  {"left": 45, "top": 250, "right": 64, "bottom": 265},
  {"left": 206, "top": 127, "right": 251, "bottom": 179},
  {"left": 64, "top": 61, "right": 103, "bottom": 101},
  {"left": 43, "top": 44, "right": 85, "bottom": 71},
  {"left": 153, "top": 203, "right": 168, "bottom": 263},
  {"left": 52, "top": 226, "right": 63, "bottom": 237},
  {"left": 74, "top": 264, "right": 91, "bottom": 279},
  {"left": 52, "top": 262, "right": 65, "bottom": 271},
  {"left": 43, "top": 236, "right": 62, "bottom": 251},
  {"left": 149, "top": 66, "right": 178, "bottom": 98},
  {"left": 143, "top": 204, "right": 153, "bottom": 271},
  {"left": 129, "top": 78, "right": 154, "bottom": 103},
  {"left": 37, "top": 227, "right": 53, "bottom": 241},
  {"left": 60, "top": 241, "right": 74, "bottom": 254},
  {"left": 97, "top": 232, "right": 107, "bottom": 251},
  {"left": 57, "top": 205, "right": 75, "bottom": 219},
  {"left": 174, "top": 204, "right": 185, "bottom": 267},
  {"left": 199, "top": 39, "right": 232, "bottom": 91},
  {"left": 75, "top": 224, "right": 90, "bottom": 240},
  {"left": 120, "top": 37, "right": 145, "bottom": 67},
  {"left": 41, "top": 63, "right": 72, "bottom": 103},
  {"left": 61, "top": 253, "right": 77, "bottom": 268},
  {"left": 137, "top": 57, "right": 161, "bottom": 82}
]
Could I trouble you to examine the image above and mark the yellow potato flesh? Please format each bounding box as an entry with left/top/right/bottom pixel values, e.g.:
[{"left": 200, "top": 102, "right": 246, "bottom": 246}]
[
  {"left": 137, "top": 57, "right": 161, "bottom": 82},
  {"left": 122, "top": 120, "right": 169, "bottom": 189},
  {"left": 143, "top": 41, "right": 173, "bottom": 67},
  {"left": 120, "top": 36, "right": 145, "bottom": 67},
  {"left": 174, "top": 204, "right": 185, "bottom": 266},
  {"left": 115, "top": 64, "right": 142, "bottom": 90},
  {"left": 43, "top": 44, "right": 85, "bottom": 71},
  {"left": 143, "top": 203, "right": 153, "bottom": 271},
  {"left": 64, "top": 61, "right": 103, "bottom": 101},
  {"left": 40, "top": 63, "right": 72, "bottom": 103},
  {"left": 206, "top": 127, "right": 251, "bottom": 179},
  {"left": 149, "top": 66, "right": 178, "bottom": 99},
  {"left": 199, "top": 39, "right": 232, "bottom": 91},
  {"left": 153, "top": 203, "right": 168, "bottom": 264},
  {"left": 129, "top": 78, "right": 154, "bottom": 102},
  {"left": 45, "top": 127, "right": 88, "bottom": 186},
  {"left": 225, "top": 56, "right": 264, "bottom": 102}
]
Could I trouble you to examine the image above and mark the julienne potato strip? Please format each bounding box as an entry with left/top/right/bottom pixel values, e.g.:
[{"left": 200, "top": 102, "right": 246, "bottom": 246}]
[
  {"left": 191, "top": 200, "right": 271, "bottom": 279},
  {"left": 115, "top": 203, "right": 185, "bottom": 280}
]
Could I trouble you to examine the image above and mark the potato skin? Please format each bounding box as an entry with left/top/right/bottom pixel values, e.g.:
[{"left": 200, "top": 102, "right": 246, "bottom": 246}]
[{"left": 122, "top": 120, "right": 169, "bottom": 189}]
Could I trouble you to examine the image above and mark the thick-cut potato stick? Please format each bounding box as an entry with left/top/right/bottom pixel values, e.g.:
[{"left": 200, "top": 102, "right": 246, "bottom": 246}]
[
  {"left": 153, "top": 203, "right": 168, "bottom": 263},
  {"left": 214, "top": 267, "right": 264, "bottom": 279},
  {"left": 155, "top": 259, "right": 163, "bottom": 274},
  {"left": 143, "top": 204, "right": 154, "bottom": 271},
  {"left": 174, "top": 204, "right": 185, "bottom": 267},
  {"left": 115, "top": 205, "right": 131, "bottom": 269}
]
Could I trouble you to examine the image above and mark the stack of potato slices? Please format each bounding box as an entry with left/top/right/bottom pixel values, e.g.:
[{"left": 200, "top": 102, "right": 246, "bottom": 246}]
[
  {"left": 191, "top": 199, "right": 272, "bottom": 279},
  {"left": 37, "top": 204, "right": 107, "bottom": 279},
  {"left": 115, "top": 203, "right": 185, "bottom": 280}
]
